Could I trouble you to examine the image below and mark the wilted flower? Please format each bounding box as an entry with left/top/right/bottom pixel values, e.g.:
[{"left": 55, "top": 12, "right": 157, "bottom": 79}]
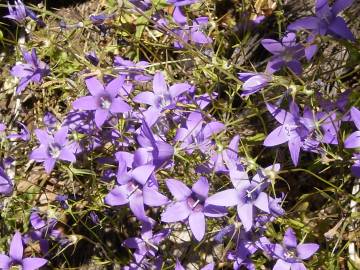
[{"left": 175, "top": 259, "right": 214, "bottom": 270}]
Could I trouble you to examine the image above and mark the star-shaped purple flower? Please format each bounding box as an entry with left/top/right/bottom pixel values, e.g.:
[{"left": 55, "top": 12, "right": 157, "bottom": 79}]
[
  {"left": 105, "top": 161, "right": 168, "bottom": 221},
  {"left": 287, "top": 0, "right": 355, "bottom": 42},
  {"left": 0, "top": 165, "right": 13, "bottom": 195},
  {"left": 11, "top": 49, "right": 50, "bottom": 94},
  {"left": 72, "top": 76, "right": 131, "bottom": 128},
  {"left": 124, "top": 221, "right": 169, "bottom": 264},
  {"left": 30, "top": 126, "right": 76, "bottom": 173},
  {"left": 161, "top": 177, "right": 226, "bottom": 241},
  {"left": 271, "top": 228, "right": 319, "bottom": 270},
  {"left": 261, "top": 33, "right": 305, "bottom": 75},
  {"left": 0, "top": 231, "right": 48, "bottom": 270},
  {"left": 206, "top": 170, "right": 270, "bottom": 231},
  {"left": 133, "top": 71, "right": 191, "bottom": 127}
]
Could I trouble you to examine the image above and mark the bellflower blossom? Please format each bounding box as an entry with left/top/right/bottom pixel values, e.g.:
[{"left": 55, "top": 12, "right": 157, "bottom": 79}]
[
  {"left": 264, "top": 102, "right": 340, "bottom": 165},
  {"left": 344, "top": 107, "right": 360, "bottom": 149},
  {"left": 124, "top": 221, "right": 169, "bottom": 264},
  {"left": 175, "top": 111, "right": 225, "bottom": 154},
  {"left": 0, "top": 165, "right": 13, "bottom": 195},
  {"left": 105, "top": 160, "right": 168, "bottom": 221},
  {"left": 287, "top": 0, "right": 355, "bottom": 49},
  {"left": 270, "top": 228, "right": 319, "bottom": 270},
  {"left": 11, "top": 49, "right": 50, "bottom": 94},
  {"left": 4, "top": 0, "right": 27, "bottom": 23},
  {"left": 133, "top": 71, "right": 191, "bottom": 127},
  {"left": 72, "top": 76, "right": 131, "bottom": 128},
  {"left": 27, "top": 212, "right": 62, "bottom": 254},
  {"left": 206, "top": 170, "right": 270, "bottom": 231},
  {"left": 263, "top": 102, "right": 310, "bottom": 166},
  {"left": 167, "top": 0, "right": 198, "bottom": 6},
  {"left": 30, "top": 126, "right": 76, "bottom": 173},
  {"left": 114, "top": 56, "right": 151, "bottom": 95},
  {"left": 200, "top": 135, "right": 244, "bottom": 173},
  {"left": 161, "top": 177, "right": 226, "bottom": 241},
  {"left": 238, "top": 72, "right": 272, "bottom": 96},
  {"left": 261, "top": 33, "right": 305, "bottom": 75},
  {"left": 0, "top": 231, "right": 48, "bottom": 270},
  {"left": 173, "top": 17, "right": 212, "bottom": 48},
  {"left": 135, "top": 122, "right": 174, "bottom": 169}
]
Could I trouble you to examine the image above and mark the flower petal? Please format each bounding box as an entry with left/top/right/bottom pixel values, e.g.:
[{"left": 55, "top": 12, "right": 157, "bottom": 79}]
[
  {"left": 72, "top": 96, "right": 98, "bottom": 110},
  {"left": 85, "top": 77, "right": 104, "bottom": 96},
  {"left": 109, "top": 98, "right": 131, "bottom": 114},
  {"left": 296, "top": 243, "right": 319, "bottom": 260},
  {"left": 22, "top": 258, "right": 48, "bottom": 270},
  {"left": 10, "top": 231, "right": 23, "bottom": 261},
  {"left": 104, "top": 186, "right": 129, "bottom": 206},
  {"left": 237, "top": 203, "right": 253, "bottom": 231},
  {"left": 206, "top": 189, "right": 239, "bottom": 207},
  {"left": 166, "top": 179, "right": 192, "bottom": 200},
  {"left": 143, "top": 187, "right": 169, "bottom": 207},
  {"left": 283, "top": 228, "right": 298, "bottom": 248},
  {"left": 192, "top": 177, "right": 209, "bottom": 200},
  {"left": 161, "top": 201, "right": 191, "bottom": 222},
  {"left": 189, "top": 212, "right": 206, "bottom": 241}
]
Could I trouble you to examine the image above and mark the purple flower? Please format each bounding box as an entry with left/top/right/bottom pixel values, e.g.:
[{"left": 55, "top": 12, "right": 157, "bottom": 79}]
[
  {"left": 167, "top": 0, "right": 198, "bottom": 6},
  {"left": 135, "top": 121, "right": 174, "bottom": 169},
  {"left": 30, "top": 126, "right": 76, "bottom": 173},
  {"left": 264, "top": 102, "right": 340, "bottom": 165},
  {"left": 0, "top": 231, "right": 48, "bottom": 270},
  {"left": 173, "top": 17, "right": 212, "bottom": 48},
  {"left": 85, "top": 51, "right": 99, "bottom": 66},
  {"left": 227, "top": 241, "right": 255, "bottom": 270},
  {"left": 105, "top": 161, "right": 168, "bottom": 221},
  {"left": 287, "top": 0, "right": 355, "bottom": 46},
  {"left": 175, "top": 259, "right": 214, "bottom": 270},
  {"left": 201, "top": 135, "right": 244, "bottom": 173},
  {"left": 261, "top": 33, "right": 305, "bottom": 75},
  {"left": 271, "top": 228, "right": 319, "bottom": 270},
  {"left": 27, "top": 212, "right": 62, "bottom": 254},
  {"left": 7, "top": 122, "right": 30, "bottom": 141},
  {"left": 43, "top": 112, "right": 58, "bottom": 133},
  {"left": 263, "top": 102, "right": 308, "bottom": 166},
  {"left": 344, "top": 107, "right": 360, "bottom": 148},
  {"left": 124, "top": 221, "right": 169, "bottom": 264},
  {"left": 4, "top": 0, "right": 26, "bottom": 23},
  {"left": 206, "top": 171, "right": 270, "bottom": 231},
  {"left": 11, "top": 49, "right": 50, "bottom": 94},
  {"left": 161, "top": 177, "right": 226, "bottom": 241},
  {"left": 0, "top": 165, "right": 13, "bottom": 195},
  {"left": 134, "top": 71, "right": 191, "bottom": 127},
  {"left": 175, "top": 111, "right": 225, "bottom": 154},
  {"left": 238, "top": 72, "right": 272, "bottom": 96},
  {"left": 72, "top": 76, "right": 131, "bottom": 128}
]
